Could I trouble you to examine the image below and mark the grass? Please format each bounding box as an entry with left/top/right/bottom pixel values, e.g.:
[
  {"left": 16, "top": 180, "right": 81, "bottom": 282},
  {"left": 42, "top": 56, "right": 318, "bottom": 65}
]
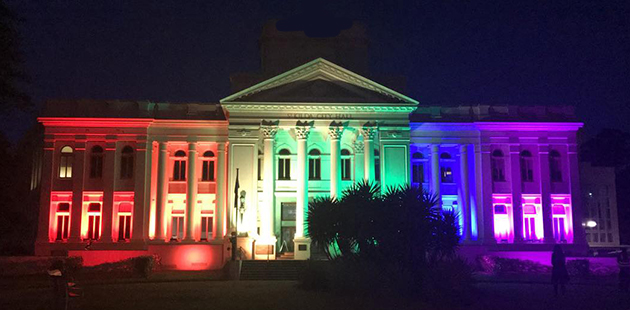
[{"left": 1, "top": 278, "right": 629, "bottom": 310}]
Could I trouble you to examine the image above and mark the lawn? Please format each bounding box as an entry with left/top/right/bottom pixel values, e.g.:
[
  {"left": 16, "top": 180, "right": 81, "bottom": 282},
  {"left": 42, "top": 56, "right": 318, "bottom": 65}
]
[{"left": 1, "top": 279, "right": 628, "bottom": 310}]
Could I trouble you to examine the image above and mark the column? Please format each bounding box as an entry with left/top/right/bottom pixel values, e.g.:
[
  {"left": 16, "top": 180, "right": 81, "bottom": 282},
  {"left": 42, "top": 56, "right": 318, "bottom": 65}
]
[
  {"left": 213, "top": 142, "right": 226, "bottom": 241},
  {"left": 362, "top": 126, "right": 377, "bottom": 182},
  {"left": 69, "top": 141, "right": 86, "bottom": 242},
  {"left": 133, "top": 140, "right": 150, "bottom": 241},
  {"left": 430, "top": 145, "right": 441, "bottom": 206},
  {"left": 353, "top": 140, "right": 365, "bottom": 182},
  {"left": 459, "top": 144, "right": 472, "bottom": 241},
  {"left": 154, "top": 142, "right": 168, "bottom": 241},
  {"left": 539, "top": 144, "right": 554, "bottom": 243},
  {"left": 329, "top": 124, "right": 343, "bottom": 198},
  {"left": 296, "top": 125, "right": 310, "bottom": 237},
  {"left": 510, "top": 145, "right": 524, "bottom": 243},
  {"left": 261, "top": 125, "right": 278, "bottom": 240},
  {"left": 478, "top": 143, "right": 495, "bottom": 244},
  {"left": 185, "top": 142, "right": 197, "bottom": 241},
  {"left": 36, "top": 145, "right": 54, "bottom": 246},
  {"left": 294, "top": 124, "right": 312, "bottom": 260},
  {"left": 101, "top": 141, "right": 117, "bottom": 242}
]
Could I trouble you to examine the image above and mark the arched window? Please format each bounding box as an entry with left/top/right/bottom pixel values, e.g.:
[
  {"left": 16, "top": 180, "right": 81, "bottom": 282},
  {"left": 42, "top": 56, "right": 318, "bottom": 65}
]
[
  {"left": 374, "top": 149, "right": 380, "bottom": 181},
  {"left": 520, "top": 150, "right": 534, "bottom": 182},
  {"left": 412, "top": 152, "right": 425, "bottom": 183},
  {"left": 308, "top": 149, "right": 321, "bottom": 180},
  {"left": 59, "top": 146, "right": 74, "bottom": 179},
  {"left": 549, "top": 150, "right": 562, "bottom": 182},
  {"left": 89, "top": 146, "right": 104, "bottom": 179},
  {"left": 202, "top": 150, "right": 215, "bottom": 181},
  {"left": 173, "top": 150, "right": 187, "bottom": 181},
  {"left": 120, "top": 146, "right": 134, "bottom": 179},
  {"left": 491, "top": 149, "right": 506, "bottom": 182},
  {"left": 341, "top": 149, "right": 352, "bottom": 180},
  {"left": 278, "top": 149, "right": 291, "bottom": 180},
  {"left": 440, "top": 152, "right": 452, "bottom": 160}
]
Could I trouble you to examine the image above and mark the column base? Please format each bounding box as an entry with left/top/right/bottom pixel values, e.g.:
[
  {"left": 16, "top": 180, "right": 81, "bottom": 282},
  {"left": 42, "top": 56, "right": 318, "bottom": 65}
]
[
  {"left": 254, "top": 236, "right": 277, "bottom": 260},
  {"left": 293, "top": 237, "right": 311, "bottom": 260}
]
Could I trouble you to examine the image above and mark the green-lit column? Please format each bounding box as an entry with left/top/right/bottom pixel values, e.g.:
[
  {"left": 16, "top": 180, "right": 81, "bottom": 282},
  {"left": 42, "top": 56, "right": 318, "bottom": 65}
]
[
  {"left": 353, "top": 140, "right": 365, "bottom": 182},
  {"left": 362, "top": 126, "right": 377, "bottom": 182},
  {"left": 329, "top": 125, "right": 343, "bottom": 198},
  {"left": 294, "top": 124, "right": 311, "bottom": 260},
  {"left": 261, "top": 125, "right": 278, "bottom": 244}
]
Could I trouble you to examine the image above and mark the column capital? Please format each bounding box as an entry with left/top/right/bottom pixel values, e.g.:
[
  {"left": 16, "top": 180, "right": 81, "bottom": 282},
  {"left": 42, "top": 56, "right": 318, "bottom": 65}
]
[
  {"left": 188, "top": 141, "right": 197, "bottom": 151},
  {"left": 360, "top": 125, "right": 377, "bottom": 140},
  {"left": 261, "top": 125, "right": 278, "bottom": 139},
  {"left": 217, "top": 142, "right": 226, "bottom": 151},
  {"left": 328, "top": 126, "right": 344, "bottom": 140},
  {"left": 296, "top": 125, "right": 311, "bottom": 140}
]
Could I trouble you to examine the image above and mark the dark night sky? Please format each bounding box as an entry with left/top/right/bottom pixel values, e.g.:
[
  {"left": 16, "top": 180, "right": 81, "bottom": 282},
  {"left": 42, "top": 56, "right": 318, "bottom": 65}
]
[{"left": 4, "top": 0, "right": 629, "bottom": 141}]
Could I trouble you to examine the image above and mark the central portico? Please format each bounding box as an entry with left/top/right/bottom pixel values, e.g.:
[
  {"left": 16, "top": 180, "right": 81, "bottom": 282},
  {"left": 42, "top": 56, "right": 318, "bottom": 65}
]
[{"left": 220, "top": 58, "right": 417, "bottom": 259}]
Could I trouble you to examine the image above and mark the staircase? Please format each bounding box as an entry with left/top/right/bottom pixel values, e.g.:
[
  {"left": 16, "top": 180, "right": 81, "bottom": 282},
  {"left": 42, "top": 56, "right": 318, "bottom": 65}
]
[{"left": 239, "top": 260, "right": 303, "bottom": 280}]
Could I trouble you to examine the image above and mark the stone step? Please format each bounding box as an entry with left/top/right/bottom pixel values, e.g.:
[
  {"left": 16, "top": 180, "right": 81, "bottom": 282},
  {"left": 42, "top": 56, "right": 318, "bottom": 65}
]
[{"left": 239, "top": 260, "right": 304, "bottom": 281}]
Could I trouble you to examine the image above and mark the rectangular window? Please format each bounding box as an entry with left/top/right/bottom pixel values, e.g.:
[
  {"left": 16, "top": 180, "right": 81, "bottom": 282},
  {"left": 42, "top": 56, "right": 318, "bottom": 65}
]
[
  {"left": 341, "top": 158, "right": 351, "bottom": 180},
  {"left": 201, "top": 216, "right": 213, "bottom": 240},
  {"left": 257, "top": 157, "right": 263, "bottom": 181},
  {"left": 173, "top": 161, "right": 186, "bottom": 181},
  {"left": 120, "top": 156, "right": 134, "bottom": 179},
  {"left": 553, "top": 217, "right": 566, "bottom": 242},
  {"left": 171, "top": 216, "right": 184, "bottom": 240},
  {"left": 308, "top": 158, "right": 321, "bottom": 180},
  {"left": 87, "top": 203, "right": 102, "bottom": 240},
  {"left": 90, "top": 155, "right": 103, "bottom": 179},
  {"left": 524, "top": 217, "right": 536, "bottom": 241},
  {"left": 59, "top": 156, "right": 73, "bottom": 179},
  {"left": 412, "top": 163, "right": 424, "bottom": 183},
  {"left": 281, "top": 202, "right": 296, "bottom": 221},
  {"left": 118, "top": 215, "right": 131, "bottom": 241},
  {"left": 374, "top": 159, "right": 380, "bottom": 181},
  {"left": 56, "top": 202, "right": 71, "bottom": 241},
  {"left": 278, "top": 158, "right": 290, "bottom": 180},
  {"left": 202, "top": 161, "right": 215, "bottom": 181}
]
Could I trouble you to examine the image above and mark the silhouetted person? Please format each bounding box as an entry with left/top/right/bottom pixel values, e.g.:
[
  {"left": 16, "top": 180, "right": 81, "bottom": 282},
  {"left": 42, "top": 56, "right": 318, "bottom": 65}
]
[
  {"left": 551, "top": 244, "right": 569, "bottom": 296},
  {"left": 48, "top": 260, "right": 68, "bottom": 310},
  {"left": 618, "top": 248, "right": 630, "bottom": 291}
]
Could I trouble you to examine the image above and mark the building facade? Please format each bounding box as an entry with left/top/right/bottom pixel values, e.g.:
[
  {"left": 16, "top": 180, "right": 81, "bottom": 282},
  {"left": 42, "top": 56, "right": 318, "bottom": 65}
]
[
  {"left": 34, "top": 58, "right": 586, "bottom": 269},
  {"left": 580, "top": 163, "right": 620, "bottom": 247}
]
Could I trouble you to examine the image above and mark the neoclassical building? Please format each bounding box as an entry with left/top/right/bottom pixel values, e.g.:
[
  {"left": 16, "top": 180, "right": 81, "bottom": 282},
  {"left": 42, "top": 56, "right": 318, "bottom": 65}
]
[{"left": 34, "top": 42, "right": 587, "bottom": 268}]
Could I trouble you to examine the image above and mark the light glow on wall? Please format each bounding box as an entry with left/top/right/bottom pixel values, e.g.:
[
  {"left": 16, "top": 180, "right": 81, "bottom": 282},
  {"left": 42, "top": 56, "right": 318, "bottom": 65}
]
[
  {"left": 113, "top": 192, "right": 134, "bottom": 242},
  {"left": 442, "top": 195, "right": 463, "bottom": 235},
  {"left": 521, "top": 195, "right": 544, "bottom": 242},
  {"left": 492, "top": 194, "right": 513, "bottom": 243},
  {"left": 50, "top": 192, "right": 73, "bottom": 242},
  {"left": 551, "top": 195, "right": 574, "bottom": 243},
  {"left": 81, "top": 192, "right": 104, "bottom": 240}
]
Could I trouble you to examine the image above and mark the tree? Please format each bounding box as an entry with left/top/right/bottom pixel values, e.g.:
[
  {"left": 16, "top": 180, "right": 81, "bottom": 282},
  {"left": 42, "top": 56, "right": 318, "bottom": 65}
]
[{"left": 0, "top": 0, "right": 30, "bottom": 114}]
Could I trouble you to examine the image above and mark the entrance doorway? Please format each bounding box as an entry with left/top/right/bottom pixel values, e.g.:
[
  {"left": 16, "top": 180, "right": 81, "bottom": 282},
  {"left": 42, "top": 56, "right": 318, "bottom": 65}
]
[{"left": 280, "top": 226, "right": 295, "bottom": 253}]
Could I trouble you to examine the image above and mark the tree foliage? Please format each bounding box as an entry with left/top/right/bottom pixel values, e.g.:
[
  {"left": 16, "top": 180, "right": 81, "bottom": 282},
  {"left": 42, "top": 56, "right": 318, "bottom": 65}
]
[
  {"left": 0, "top": 0, "right": 30, "bottom": 113},
  {"left": 306, "top": 181, "right": 461, "bottom": 269}
]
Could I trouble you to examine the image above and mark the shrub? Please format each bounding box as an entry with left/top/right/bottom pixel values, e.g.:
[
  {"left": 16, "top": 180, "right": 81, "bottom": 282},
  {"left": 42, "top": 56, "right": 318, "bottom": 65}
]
[
  {"left": 86, "top": 255, "right": 159, "bottom": 278},
  {"left": 132, "top": 255, "right": 158, "bottom": 278},
  {"left": 298, "top": 260, "right": 331, "bottom": 291},
  {"left": 567, "top": 259, "right": 590, "bottom": 277},
  {"left": 476, "top": 255, "right": 550, "bottom": 275}
]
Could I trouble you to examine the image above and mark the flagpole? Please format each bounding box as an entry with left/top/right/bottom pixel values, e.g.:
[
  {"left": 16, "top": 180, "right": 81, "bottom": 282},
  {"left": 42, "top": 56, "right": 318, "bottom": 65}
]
[{"left": 232, "top": 168, "right": 240, "bottom": 261}]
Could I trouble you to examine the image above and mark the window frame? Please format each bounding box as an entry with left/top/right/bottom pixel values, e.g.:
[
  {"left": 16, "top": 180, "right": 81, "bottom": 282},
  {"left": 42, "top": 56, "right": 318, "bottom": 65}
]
[
  {"left": 201, "top": 150, "right": 216, "bottom": 182},
  {"left": 89, "top": 145, "right": 104, "bottom": 179},
  {"left": 308, "top": 149, "right": 321, "bottom": 180},
  {"left": 172, "top": 150, "right": 187, "bottom": 181},
  {"left": 58, "top": 146, "right": 74, "bottom": 179},
  {"left": 341, "top": 149, "right": 352, "bottom": 181},
  {"left": 491, "top": 149, "right": 506, "bottom": 182},
  {"left": 277, "top": 149, "right": 291, "bottom": 180},
  {"left": 120, "top": 146, "right": 135, "bottom": 180}
]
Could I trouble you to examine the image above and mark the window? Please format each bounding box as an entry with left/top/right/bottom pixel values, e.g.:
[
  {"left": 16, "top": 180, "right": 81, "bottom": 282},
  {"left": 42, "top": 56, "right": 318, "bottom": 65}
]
[
  {"left": 59, "top": 146, "right": 74, "bottom": 179},
  {"left": 520, "top": 150, "right": 534, "bottom": 182},
  {"left": 173, "top": 150, "right": 187, "bottom": 181},
  {"left": 491, "top": 150, "right": 505, "bottom": 182},
  {"left": 120, "top": 146, "right": 134, "bottom": 179},
  {"left": 118, "top": 203, "right": 132, "bottom": 241},
  {"left": 441, "top": 167, "right": 453, "bottom": 183},
  {"left": 201, "top": 151, "right": 215, "bottom": 181},
  {"left": 201, "top": 213, "right": 213, "bottom": 241},
  {"left": 89, "top": 146, "right": 103, "bottom": 179},
  {"left": 56, "top": 203, "right": 70, "bottom": 241},
  {"left": 412, "top": 152, "right": 425, "bottom": 183},
  {"left": 86, "top": 203, "right": 102, "bottom": 240},
  {"left": 278, "top": 149, "right": 291, "bottom": 180},
  {"left": 549, "top": 150, "right": 562, "bottom": 182},
  {"left": 553, "top": 216, "right": 566, "bottom": 243},
  {"left": 440, "top": 152, "right": 451, "bottom": 160},
  {"left": 171, "top": 213, "right": 184, "bottom": 241},
  {"left": 523, "top": 204, "right": 537, "bottom": 241},
  {"left": 341, "top": 149, "right": 351, "bottom": 180},
  {"left": 374, "top": 150, "right": 380, "bottom": 181},
  {"left": 308, "top": 149, "right": 321, "bottom": 180},
  {"left": 281, "top": 202, "right": 296, "bottom": 221}
]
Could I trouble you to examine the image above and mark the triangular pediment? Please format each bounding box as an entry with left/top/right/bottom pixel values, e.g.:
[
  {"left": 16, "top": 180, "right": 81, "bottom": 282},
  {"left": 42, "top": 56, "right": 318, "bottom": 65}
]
[{"left": 220, "top": 58, "right": 418, "bottom": 105}]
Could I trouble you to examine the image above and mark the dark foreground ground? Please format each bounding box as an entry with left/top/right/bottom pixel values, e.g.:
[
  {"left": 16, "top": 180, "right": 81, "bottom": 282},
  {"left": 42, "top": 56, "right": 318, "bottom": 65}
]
[{"left": 1, "top": 279, "right": 628, "bottom": 310}]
